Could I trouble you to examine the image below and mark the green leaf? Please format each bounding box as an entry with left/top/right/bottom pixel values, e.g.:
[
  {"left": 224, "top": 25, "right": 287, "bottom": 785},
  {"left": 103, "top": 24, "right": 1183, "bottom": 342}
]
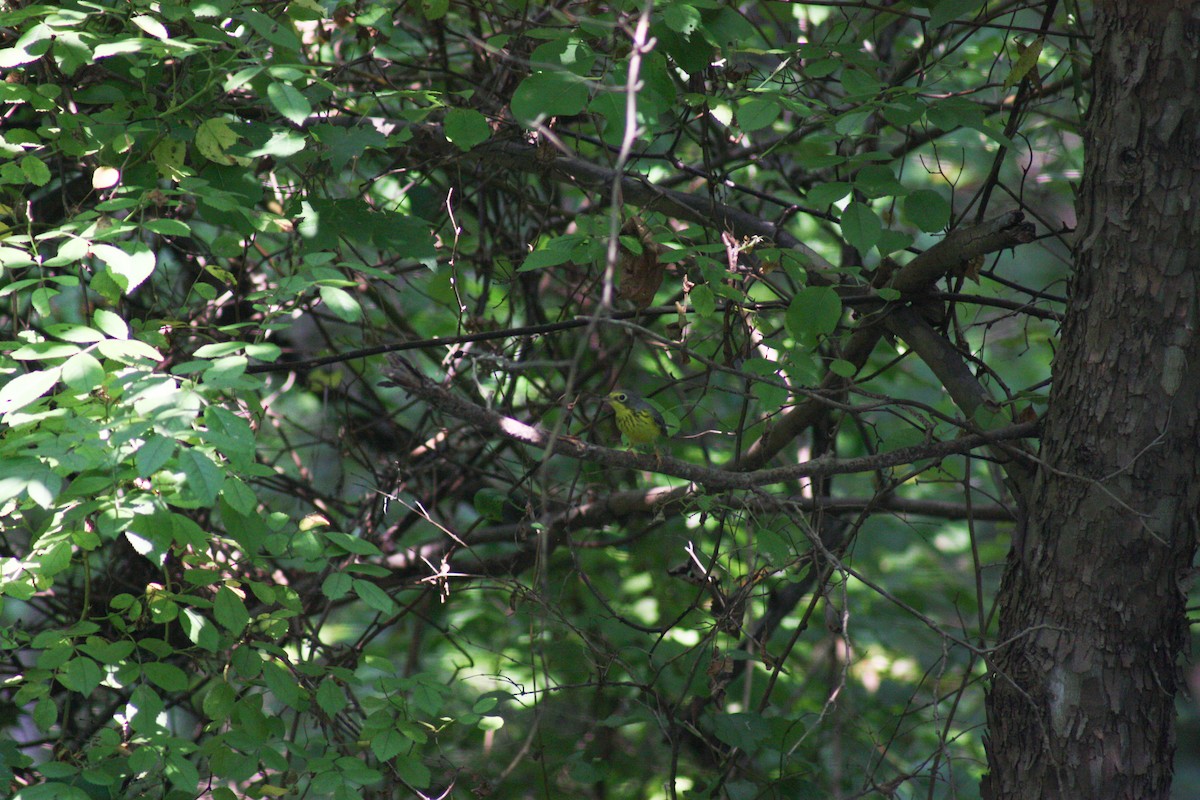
[
  {"left": 95, "top": 338, "right": 163, "bottom": 363},
  {"left": 353, "top": 579, "right": 397, "bottom": 615},
  {"left": 903, "top": 189, "right": 952, "bottom": 232},
  {"left": 422, "top": 0, "right": 449, "bottom": 20},
  {"left": 136, "top": 435, "right": 176, "bottom": 477},
  {"left": 444, "top": 108, "right": 491, "bottom": 151},
  {"left": 246, "top": 342, "right": 282, "bottom": 361},
  {"left": 126, "top": 524, "right": 170, "bottom": 567},
  {"left": 472, "top": 695, "right": 499, "bottom": 714},
  {"left": 973, "top": 403, "right": 1010, "bottom": 431},
  {"left": 325, "top": 531, "right": 382, "bottom": 557},
  {"left": 311, "top": 123, "right": 388, "bottom": 171},
  {"left": 411, "top": 679, "right": 445, "bottom": 716},
  {"left": 318, "top": 285, "right": 362, "bottom": 322},
  {"left": 710, "top": 711, "right": 770, "bottom": 751},
  {"left": 927, "top": 96, "right": 986, "bottom": 132},
  {"left": 33, "top": 696, "right": 56, "bottom": 732},
  {"left": 143, "top": 661, "right": 189, "bottom": 691},
  {"left": 834, "top": 108, "right": 872, "bottom": 136},
  {"left": 322, "top": 572, "right": 352, "bottom": 599},
  {"left": 474, "top": 487, "right": 511, "bottom": 523},
  {"left": 181, "top": 609, "right": 222, "bottom": 652},
  {"left": 131, "top": 14, "right": 170, "bottom": 40},
  {"left": 200, "top": 355, "right": 248, "bottom": 388},
  {"left": 242, "top": 9, "right": 302, "bottom": 52},
  {"left": 690, "top": 283, "right": 715, "bottom": 317},
  {"left": 92, "top": 307, "right": 129, "bottom": 339},
  {"left": 371, "top": 726, "right": 406, "bottom": 761},
  {"left": 881, "top": 95, "right": 926, "bottom": 126},
  {"left": 60, "top": 351, "right": 103, "bottom": 392},
  {"left": 203, "top": 405, "right": 256, "bottom": 469},
  {"left": 230, "top": 644, "right": 261, "bottom": 678},
  {"left": 519, "top": 248, "right": 573, "bottom": 272},
  {"left": 202, "top": 679, "right": 236, "bottom": 722},
  {"left": 510, "top": 71, "right": 588, "bottom": 126},
  {"left": 262, "top": 659, "right": 306, "bottom": 710},
  {"left": 165, "top": 749, "right": 199, "bottom": 790},
  {"left": 532, "top": 36, "right": 597, "bottom": 76},
  {"left": 21, "top": 155, "right": 50, "bottom": 186},
  {"left": 663, "top": 2, "right": 702, "bottom": 36},
  {"left": 743, "top": 358, "right": 788, "bottom": 409},
  {"left": 91, "top": 242, "right": 156, "bottom": 294},
  {"left": 876, "top": 228, "right": 913, "bottom": 255},
  {"left": 658, "top": 16, "right": 714, "bottom": 73},
  {"left": 839, "top": 201, "right": 882, "bottom": 255},
  {"left": 392, "top": 752, "right": 431, "bottom": 787},
  {"left": 10, "top": 341, "right": 79, "bottom": 360},
  {"left": 46, "top": 323, "right": 105, "bottom": 343},
  {"left": 213, "top": 585, "right": 250, "bottom": 635},
  {"left": 15, "top": 783, "right": 91, "bottom": 800},
  {"left": 220, "top": 476, "right": 257, "bottom": 515},
  {"left": 267, "top": 81, "right": 312, "bottom": 126},
  {"left": 178, "top": 449, "right": 225, "bottom": 506},
  {"left": 738, "top": 97, "right": 780, "bottom": 132},
  {"left": 785, "top": 286, "right": 842, "bottom": 339},
  {"left": 316, "top": 678, "right": 348, "bottom": 715},
  {"left": 841, "top": 67, "right": 881, "bottom": 98},
  {"left": 0, "top": 368, "right": 60, "bottom": 415},
  {"left": 79, "top": 638, "right": 134, "bottom": 662},
  {"left": 143, "top": 218, "right": 192, "bottom": 236},
  {"left": 928, "top": 0, "right": 986, "bottom": 30},
  {"left": 807, "top": 182, "right": 851, "bottom": 207},
  {"left": 829, "top": 358, "right": 858, "bottom": 377},
  {"left": 0, "top": 22, "right": 50, "bottom": 69},
  {"left": 854, "top": 165, "right": 906, "bottom": 198},
  {"left": 58, "top": 657, "right": 103, "bottom": 695}
]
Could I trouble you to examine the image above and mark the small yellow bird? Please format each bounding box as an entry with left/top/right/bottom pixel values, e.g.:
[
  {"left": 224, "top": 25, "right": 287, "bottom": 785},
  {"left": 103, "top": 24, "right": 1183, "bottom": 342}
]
[{"left": 605, "top": 390, "right": 668, "bottom": 447}]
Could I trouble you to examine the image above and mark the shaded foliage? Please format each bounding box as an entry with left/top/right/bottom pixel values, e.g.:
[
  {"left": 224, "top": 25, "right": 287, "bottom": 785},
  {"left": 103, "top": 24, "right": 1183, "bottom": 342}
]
[{"left": 0, "top": 1, "right": 1152, "bottom": 799}]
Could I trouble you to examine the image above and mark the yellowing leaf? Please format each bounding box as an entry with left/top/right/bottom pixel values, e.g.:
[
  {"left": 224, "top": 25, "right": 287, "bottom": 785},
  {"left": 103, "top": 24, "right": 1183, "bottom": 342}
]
[
  {"left": 196, "top": 118, "right": 241, "bottom": 165},
  {"left": 300, "top": 513, "right": 331, "bottom": 531},
  {"left": 1004, "top": 37, "right": 1044, "bottom": 91},
  {"left": 152, "top": 138, "right": 187, "bottom": 181}
]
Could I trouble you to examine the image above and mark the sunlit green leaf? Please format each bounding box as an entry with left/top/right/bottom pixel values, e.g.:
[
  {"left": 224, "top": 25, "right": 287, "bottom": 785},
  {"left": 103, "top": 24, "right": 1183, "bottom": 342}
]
[
  {"left": 318, "top": 285, "right": 362, "bottom": 322},
  {"left": 213, "top": 586, "right": 250, "bottom": 635},
  {"left": 0, "top": 368, "right": 59, "bottom": 415},
  {"left": 267, "top": 81, "right": 312, "bottom": 126}
]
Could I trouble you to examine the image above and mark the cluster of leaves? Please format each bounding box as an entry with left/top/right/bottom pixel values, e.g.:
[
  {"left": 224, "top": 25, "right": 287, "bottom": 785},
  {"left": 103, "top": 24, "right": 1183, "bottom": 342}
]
[{"left": 0, "top": 0, "right": 1088, "bottom": 798}]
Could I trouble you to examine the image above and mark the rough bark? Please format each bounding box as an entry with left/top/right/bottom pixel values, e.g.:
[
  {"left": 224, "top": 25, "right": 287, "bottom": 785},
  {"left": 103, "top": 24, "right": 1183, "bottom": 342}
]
[{"left": 983, "top": 4, "right": 1200, "bottom": 798}]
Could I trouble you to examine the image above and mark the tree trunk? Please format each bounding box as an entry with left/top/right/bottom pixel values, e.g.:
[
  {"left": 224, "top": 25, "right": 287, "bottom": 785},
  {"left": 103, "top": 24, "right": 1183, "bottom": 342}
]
[{"left": 982, "top": 4, "right": 1200, "bottom": 798}]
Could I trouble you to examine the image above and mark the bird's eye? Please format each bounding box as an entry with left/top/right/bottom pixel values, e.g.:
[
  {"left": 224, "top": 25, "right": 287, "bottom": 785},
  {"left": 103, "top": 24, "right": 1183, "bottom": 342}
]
[{"left": 616, "top": 392, "right": 627, "bottom": 401}]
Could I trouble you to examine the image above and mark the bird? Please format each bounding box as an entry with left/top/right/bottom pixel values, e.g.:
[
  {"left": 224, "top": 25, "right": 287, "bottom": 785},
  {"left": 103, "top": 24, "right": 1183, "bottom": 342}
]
[{"left": 605, "top": 390, "right": 668, "bottom": 448}]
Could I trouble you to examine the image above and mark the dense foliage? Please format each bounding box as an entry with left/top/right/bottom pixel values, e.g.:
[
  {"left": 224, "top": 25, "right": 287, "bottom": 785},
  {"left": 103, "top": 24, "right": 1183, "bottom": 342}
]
[{"left": 0, "top": 1, "right": 1166, "bottom": 799}]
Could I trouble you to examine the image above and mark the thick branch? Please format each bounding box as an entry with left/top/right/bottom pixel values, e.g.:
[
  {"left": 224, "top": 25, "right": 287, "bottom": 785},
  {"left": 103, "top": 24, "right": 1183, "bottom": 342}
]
[
  {"left": 739, "top": 212, "right": 1037, "bottom": 470},
  {"left": 889, "top": 211, "right": 1036, "bottom": 293}
]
